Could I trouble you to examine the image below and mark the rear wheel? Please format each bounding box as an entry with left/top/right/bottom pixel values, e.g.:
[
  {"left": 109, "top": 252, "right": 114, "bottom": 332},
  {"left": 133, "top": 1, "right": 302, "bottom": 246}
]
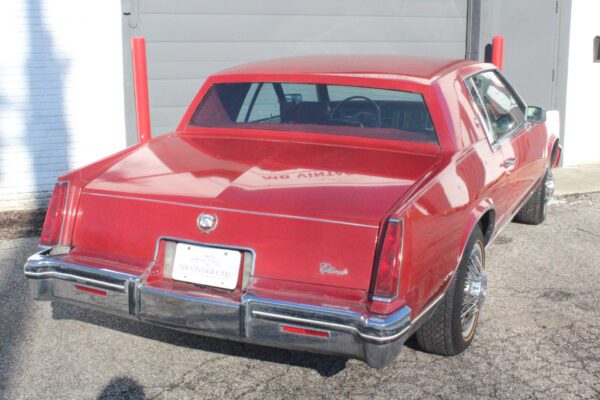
[
  {"left": 416, "top": 227, "right": 486, "bottom": 355},
  {"left": 513, "top": 169, "right": 554, "bottom": 225}
]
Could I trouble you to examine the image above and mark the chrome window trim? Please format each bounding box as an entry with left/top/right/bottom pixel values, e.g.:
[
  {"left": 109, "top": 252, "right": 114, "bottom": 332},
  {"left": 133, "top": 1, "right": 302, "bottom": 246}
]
[
  {"left": 462, "top": 68, "right": 529, "bottom": 152},
  {"left": 465, "top": 78, "right": 496, "bottom": 145}
]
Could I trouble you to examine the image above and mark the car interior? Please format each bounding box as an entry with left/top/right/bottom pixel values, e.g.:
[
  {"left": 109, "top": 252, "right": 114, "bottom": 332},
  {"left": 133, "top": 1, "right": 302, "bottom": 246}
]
[{"left": 191, "top": 82, "right": 439, "bottom": 144}]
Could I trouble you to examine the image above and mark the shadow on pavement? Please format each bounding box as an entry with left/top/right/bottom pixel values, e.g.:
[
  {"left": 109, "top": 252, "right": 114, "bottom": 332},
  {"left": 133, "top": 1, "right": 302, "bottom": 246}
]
[
  {"left": 0, "top": 239, "right": 37, "bottom": 395},
  {"left": 98, "top": 377, "right": 146, "bottom": 400},
  {"left": 52, "top": 302, "right": 348, "bottom": 377}
]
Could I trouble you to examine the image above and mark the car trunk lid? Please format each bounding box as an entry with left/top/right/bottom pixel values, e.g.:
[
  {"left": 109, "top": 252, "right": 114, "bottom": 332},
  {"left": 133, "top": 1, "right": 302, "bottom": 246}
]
[{"left": 71, "top": 133, "right": 440, "bottom": 290}]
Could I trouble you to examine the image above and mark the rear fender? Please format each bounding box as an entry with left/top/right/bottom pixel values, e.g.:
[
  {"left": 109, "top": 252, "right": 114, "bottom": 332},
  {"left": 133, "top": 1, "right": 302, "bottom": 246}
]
[
  {"left": 545, "top": 110, "right": 561, "bottom": 168},
  {"left": 455, "top": 197, "right": 495, "bottom": 276}
]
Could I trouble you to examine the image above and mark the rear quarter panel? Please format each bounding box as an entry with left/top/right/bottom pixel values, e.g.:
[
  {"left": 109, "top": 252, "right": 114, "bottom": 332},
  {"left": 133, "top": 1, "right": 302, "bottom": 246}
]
[
  {"left": 401, "top": 147, "right": 492, "bottom": 315},
  {"left": 397, "top": 66, "right": 501, "bottom": 316}
]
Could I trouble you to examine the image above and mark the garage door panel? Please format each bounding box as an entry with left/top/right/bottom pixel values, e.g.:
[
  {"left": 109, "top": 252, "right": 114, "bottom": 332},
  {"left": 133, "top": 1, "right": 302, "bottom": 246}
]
[
  {"left": 147, "top": 42, "right": 464, "bottom": 63},
  {"left": 123, "top": 0, "right": 468, "bottom": 142},
  {"left": 148, "top": 106, "right": 189, "bottom": 132},
  {"left": 140, "top": 14, "right": 465, "bottom": 43},
  {"left": 149, "top": 79, "right": 202, "bottom": 109},
  {"left": 140, "top": 0, "right": 466, "bottom": 18},
  {"left": 148, "top": 61, "right": 240, "bottom": 80}
]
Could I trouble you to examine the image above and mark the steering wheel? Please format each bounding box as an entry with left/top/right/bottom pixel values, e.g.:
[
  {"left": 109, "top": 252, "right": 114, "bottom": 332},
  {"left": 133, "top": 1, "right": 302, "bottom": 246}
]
[{"left": 330, "top": 95, "right": 382, "bottom": 128}]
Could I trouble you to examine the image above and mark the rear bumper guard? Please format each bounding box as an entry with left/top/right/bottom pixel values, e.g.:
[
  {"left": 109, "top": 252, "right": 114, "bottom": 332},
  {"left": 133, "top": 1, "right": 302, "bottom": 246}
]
[{"left": 24, "top": 249, "right": 418, "bottom": 368}]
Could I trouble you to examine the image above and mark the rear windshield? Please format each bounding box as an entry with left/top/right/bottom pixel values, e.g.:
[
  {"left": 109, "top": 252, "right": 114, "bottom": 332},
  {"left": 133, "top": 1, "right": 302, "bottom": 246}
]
[{"left": 190, "top": 82, "right": 438, "bottom": 144}]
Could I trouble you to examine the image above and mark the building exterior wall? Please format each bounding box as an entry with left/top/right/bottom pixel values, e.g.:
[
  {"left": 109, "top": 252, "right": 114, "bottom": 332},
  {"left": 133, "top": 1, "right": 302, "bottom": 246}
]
[
  {"left": 0, "top": 1, "right": 126, "bottom": 211},
  {"left": 478, "top": 1, "right": 561, "bottom": 112},
  {"left": 562, "top": 1, "right": 600, "bottom": 166},
  {"left": 121, "top": 0, "right": 469, "bottom": 145}
]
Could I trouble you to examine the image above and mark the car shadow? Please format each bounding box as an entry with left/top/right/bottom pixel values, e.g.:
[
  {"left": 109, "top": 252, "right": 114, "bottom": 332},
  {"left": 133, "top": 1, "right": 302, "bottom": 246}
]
[
  {"left": 98, "top": 377, "right": 146, "bottom": 400},
  {"left": 51, "top": 302, "right": 348, "bottom": 377}
]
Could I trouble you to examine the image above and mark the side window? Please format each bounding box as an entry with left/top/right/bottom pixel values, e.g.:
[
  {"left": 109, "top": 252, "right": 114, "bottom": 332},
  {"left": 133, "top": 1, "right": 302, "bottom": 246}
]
[
  {"left": 236, "top": 83, "right": 280, "bottom": 123},
  {"left": 280, "top": 83, "right": 318, "bottom": 103},
  {"left": 465, "top": 78, "right": 495, "bottom": 143},
  {"left": 469, "top": 71, "right": 526, "bottom": 142}
]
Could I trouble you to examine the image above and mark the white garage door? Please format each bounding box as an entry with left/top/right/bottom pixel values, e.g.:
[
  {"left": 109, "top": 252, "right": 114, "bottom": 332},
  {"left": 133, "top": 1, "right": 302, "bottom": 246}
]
[{"left": 121, "top": 0, "right": 468, "bottom": 144}]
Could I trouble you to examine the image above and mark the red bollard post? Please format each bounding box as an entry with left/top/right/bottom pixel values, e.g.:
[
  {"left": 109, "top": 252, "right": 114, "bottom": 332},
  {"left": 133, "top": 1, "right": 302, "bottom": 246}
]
[
  {"left": 132, "top": 37, "right": 151, "bottom": 143},
  {"left": 491, "top": 35, "right": 504, "bottom": 71}
]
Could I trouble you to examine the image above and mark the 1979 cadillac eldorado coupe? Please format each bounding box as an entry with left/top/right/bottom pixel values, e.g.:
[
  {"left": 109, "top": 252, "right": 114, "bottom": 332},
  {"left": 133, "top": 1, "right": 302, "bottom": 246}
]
[{"left": 25, "top": 56, "right": 560, "bottom": 368}]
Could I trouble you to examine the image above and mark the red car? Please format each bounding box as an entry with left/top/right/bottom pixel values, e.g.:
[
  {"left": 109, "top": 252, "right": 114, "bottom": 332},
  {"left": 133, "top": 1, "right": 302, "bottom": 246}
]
[{"left": 25, "top": 56, "right": 560, "bottom": 368}]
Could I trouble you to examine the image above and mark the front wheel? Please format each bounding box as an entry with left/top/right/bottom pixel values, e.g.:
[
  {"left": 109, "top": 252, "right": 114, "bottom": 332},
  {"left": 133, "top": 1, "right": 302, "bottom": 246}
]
[
  {"left": 513, "top": 169, "right": 554, "bottom": 225},
  {"left": 415, "top": 227, "right": 487, "bottom": 355}
]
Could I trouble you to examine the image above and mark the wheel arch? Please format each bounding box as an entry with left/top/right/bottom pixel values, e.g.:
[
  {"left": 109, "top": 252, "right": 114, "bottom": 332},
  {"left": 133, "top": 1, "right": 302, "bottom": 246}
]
[
  {"left": 549, "top": 139, "right": 561, "bottom": 168},
  {"left": 457, "top": 199, "right": 496, "bottom": 272}
]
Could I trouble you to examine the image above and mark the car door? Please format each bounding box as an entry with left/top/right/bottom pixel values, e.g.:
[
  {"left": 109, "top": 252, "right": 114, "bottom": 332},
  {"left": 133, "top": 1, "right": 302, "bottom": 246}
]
[
  {"left": 464, "top": 75, "right": 515, "bottom": 228},
  {"left": 467, "top": 70, "right": 545, "bottom": 223}
]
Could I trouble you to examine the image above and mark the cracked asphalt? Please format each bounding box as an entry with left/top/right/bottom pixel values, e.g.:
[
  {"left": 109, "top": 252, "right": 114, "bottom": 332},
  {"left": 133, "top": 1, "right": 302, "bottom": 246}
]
[{"left": 1, "top": 193, "right": 599, "bottom": 399}]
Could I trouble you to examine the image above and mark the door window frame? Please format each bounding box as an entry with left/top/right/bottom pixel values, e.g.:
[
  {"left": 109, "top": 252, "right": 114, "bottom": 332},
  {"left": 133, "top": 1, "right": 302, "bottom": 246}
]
[{"left": 464, "top": 69, "right": 529, "bottom": 151}]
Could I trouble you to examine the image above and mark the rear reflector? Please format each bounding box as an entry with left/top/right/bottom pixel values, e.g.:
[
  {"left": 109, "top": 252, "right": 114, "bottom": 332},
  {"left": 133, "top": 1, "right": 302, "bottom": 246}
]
[
  {"left": 75, "top": 285, "right": 107, "bottom": 297},
  {"left": 281, "top": 325, "right": 329, "bottom": 338}
]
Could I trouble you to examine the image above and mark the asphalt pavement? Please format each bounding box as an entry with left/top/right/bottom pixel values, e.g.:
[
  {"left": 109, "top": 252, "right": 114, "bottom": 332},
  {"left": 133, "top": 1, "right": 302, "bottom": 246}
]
[{"left": 1, "top": 193, "right": 599, "bottom": 399}]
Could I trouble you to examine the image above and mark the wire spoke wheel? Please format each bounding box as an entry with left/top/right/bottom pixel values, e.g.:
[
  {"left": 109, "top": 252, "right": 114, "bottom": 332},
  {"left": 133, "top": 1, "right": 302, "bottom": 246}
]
[{"left": 461, "top": 240, "right": 486, "bottom": 341}]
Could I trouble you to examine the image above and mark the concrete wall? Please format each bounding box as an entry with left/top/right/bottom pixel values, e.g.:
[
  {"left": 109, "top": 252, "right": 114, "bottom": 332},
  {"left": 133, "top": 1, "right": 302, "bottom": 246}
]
[
  {"left": 562, "top": 1, "right": 600, "bottom": 166},
  {"left": 122, "top": 0, "right": 469, "bottom": 144},
  {"left": 0, "top": 1, "right": 126, "bottom": 211}
]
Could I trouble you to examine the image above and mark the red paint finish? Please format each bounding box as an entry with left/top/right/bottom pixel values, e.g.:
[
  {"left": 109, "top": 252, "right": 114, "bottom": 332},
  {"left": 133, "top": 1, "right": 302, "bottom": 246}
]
[
  {"left": 492, "top": 35, "right": 505, "bottom": 70},
  {"left": 132, "top": 37, "right": 151, "bottom": 143},
  {"left": 48, "top": 55, "right": 554, "bottom": 319}
]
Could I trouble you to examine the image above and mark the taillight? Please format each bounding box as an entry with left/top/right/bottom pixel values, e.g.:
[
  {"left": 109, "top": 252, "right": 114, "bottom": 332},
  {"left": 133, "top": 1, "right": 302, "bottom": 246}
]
[
  {"left": 40, "top": 182, "right": 68, "bottom": 246},
  {"left": 371, "top": 218, "right": 404, "bottom": 301},
  {"left": 552, "top": 146, "right": 561, "bottom": 168}
]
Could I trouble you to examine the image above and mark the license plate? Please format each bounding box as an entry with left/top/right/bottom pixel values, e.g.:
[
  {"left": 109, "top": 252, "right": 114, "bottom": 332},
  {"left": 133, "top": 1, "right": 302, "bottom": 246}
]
[{"left": 172, "top": 243, "right": 241, "bottom": 290}]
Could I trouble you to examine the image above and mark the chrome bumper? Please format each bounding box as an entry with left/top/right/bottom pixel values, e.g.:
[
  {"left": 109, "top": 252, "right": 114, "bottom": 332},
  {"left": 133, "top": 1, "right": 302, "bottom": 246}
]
[{"left": 24, "top": 249, "right": 416, "bottom": 368}]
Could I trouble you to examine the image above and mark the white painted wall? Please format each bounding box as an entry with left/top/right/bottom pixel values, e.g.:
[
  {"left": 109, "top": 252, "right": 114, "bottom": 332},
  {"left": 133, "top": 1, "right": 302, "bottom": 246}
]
[
  {"left": 0, "top": 1, "right": 126, "bottom": 211},
  {"left": 562, "top": 1, "right": 600, "bottom": 166}
]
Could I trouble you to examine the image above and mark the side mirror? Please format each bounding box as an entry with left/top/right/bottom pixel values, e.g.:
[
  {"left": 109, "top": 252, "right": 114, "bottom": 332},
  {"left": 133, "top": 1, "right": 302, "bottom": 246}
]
[{"left": 525, "top": 106, "right": 546, "bottom": 123}]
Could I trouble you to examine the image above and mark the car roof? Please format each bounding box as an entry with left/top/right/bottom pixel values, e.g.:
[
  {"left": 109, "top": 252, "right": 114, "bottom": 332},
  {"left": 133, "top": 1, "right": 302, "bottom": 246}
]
[{"left": 213, "top": 55, "right": 479, "bottom": 82}]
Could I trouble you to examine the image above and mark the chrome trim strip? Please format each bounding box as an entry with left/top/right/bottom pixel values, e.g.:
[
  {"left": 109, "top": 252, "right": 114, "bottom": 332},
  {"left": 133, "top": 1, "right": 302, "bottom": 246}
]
[
  {"left": 371, "top": 296, "right": 395, "bottom": 303},
  {"left": 250, "top": 310, "right": 411, "bottom": 343},
  {"left": 244, "top": 294, "right": 412, "bottom": 341},
  {"left": 26, "top": 250, "right": 138, "bottom": 281},
  {"left": 85, "top": 192, "right": 378, "bottom": 229},
  {"left": 24, "top": 270, "right": 126, "bottom": 291},
  {"left": 250, "top": 290, "right": 444, "bottom": 343},
  {"left": 138, "top": 285, "right": 239, "bottom": 309}
]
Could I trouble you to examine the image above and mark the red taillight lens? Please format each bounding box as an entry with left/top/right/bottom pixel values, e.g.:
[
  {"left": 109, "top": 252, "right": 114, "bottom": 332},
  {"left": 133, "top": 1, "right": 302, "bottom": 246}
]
[
  {"left": 372, "top": 218, "right": 404, "bottom": 300},
  {"left": 40, "top": 182, "right": 68, "bottom": 246}
]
